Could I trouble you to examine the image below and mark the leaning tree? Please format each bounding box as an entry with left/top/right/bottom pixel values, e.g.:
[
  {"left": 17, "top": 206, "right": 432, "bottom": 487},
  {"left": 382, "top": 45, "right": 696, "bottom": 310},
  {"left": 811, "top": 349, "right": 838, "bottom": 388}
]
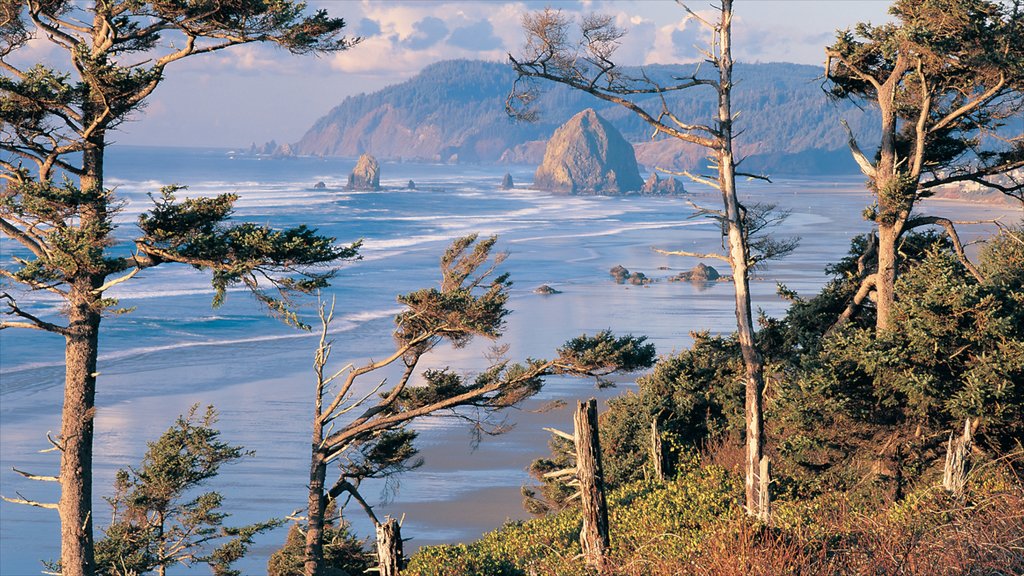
[
  {"left": 301, "top": 235, "right": 655, "bottom": 576},
  {"left": 508, "top": 1, "right": 795, "bottom": 519},
  {"left": 0, "top": 2, "right": 358, "bottom": 575},
  {"left": 825, "top": 0, "right": 1024, "bottom": 332}
]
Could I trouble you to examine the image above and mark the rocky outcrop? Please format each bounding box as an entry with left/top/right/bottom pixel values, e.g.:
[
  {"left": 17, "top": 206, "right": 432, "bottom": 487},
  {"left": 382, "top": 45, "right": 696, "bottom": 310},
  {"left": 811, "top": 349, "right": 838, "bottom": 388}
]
[
  {"left": 669, "top": 263, "right": 723, "bottom": 283},
  {"left": 313, "top": 181, "right": 327, "bottom": 190},
  {"left": 533, "top": 109, "right": 643, "bottom": 195},
  {"left": 346, "top": 154, "right": 381, "bottom": 191},
  {"left": 609, "top": 265, "right": 651, "bottom": 285},
  {"left": 641, "top": 173, "right": 686, "bottom": 195},
  {"left": 501, "top": 173, "right": 514, "bottom": 190},
  {"left": 407, "top": 180, "right": 417, "bottom": 190},
  {"left": 534, "top": 284, "right": 562, "bottom": 295}
]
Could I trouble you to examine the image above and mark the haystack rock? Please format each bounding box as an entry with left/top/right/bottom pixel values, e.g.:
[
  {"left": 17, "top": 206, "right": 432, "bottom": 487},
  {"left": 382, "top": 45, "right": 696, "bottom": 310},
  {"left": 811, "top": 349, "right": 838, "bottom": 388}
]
[
  {"left": 534, "top": 109, "right": 643, "bottom": 195},
  {"left": 501, "top": 173, "right": 514, "bottom": 190},
  {"left": 641, "top": 173, "right": 686, "bottom": 195},
  {"left": 346, "top": 153, "right": 381, "bottom": 191}
]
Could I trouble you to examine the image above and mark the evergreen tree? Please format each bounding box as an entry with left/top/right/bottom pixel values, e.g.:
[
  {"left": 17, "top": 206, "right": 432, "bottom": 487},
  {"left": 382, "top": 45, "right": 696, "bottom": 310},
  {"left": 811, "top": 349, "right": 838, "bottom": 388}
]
[
  {"left": 96, "top": 405, "right": 280, "bottom": 576},
  {"left": 0, "top": 3, "right": 358, "bottom": 575}
]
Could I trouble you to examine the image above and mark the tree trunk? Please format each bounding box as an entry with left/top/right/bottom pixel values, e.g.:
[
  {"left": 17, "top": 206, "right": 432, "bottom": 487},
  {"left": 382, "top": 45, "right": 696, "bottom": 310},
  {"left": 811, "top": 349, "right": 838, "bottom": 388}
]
[
  {"left": 375, "top": 517, "right": 403, "bottom": 576},
  {"left": 650, "top": 416, "right": 664, "bottom": 482},
  {"left": 943, "top": 418, "right": 973, "bottom": 498},
  {"left": 574, "top": 398, "right": 609, "bottom": 573},
  {"left": 60, "top": 285, "right": 101, "bottom": 576},
  {"left": 875, "top": 223, "right": 899, "bottom": 331},
  {"left": 304, "top": 448, "right": 327, "bottom": 576},
  {"left": 714, "top": 0, "right": 768, "bottom": 521}
]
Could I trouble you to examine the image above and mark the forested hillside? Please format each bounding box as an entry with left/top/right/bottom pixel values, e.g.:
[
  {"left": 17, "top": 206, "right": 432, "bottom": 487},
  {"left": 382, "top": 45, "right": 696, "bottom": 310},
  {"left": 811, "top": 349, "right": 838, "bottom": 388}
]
[{"left": 293, "top": 60, "right": 879, "bottom": 175}]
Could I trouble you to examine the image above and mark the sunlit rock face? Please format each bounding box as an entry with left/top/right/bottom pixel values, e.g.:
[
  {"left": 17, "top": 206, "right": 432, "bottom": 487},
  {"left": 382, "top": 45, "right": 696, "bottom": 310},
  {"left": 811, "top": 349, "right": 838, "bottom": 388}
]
[
  {"left": 533, "top": 109, "right": 643, "bottom": 195},
  {"left": 347, "top": 153, "right": 381, "bottom": 191}
]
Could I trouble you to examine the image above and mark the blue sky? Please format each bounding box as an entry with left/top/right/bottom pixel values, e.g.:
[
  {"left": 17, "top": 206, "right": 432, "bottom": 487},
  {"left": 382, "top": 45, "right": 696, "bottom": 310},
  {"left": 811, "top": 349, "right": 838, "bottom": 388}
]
[{"left": 78, "top": 1, "right": 894, "bottom": 148}]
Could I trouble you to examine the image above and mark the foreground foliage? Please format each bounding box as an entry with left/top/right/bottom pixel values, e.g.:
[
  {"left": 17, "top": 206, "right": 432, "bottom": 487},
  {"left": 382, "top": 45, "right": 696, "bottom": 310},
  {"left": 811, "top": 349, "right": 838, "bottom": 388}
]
[{"left": 412, "top": 226, "right": 1024, "bottom": 574}]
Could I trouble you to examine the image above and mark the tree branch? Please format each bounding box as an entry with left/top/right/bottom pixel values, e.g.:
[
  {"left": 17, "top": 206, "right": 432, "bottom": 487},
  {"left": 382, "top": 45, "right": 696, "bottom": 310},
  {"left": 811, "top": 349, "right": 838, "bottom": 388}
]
[
  {"left": 1, "top": 494, "right": 59, "bottom": 509},
  {"left": 826, "top": 273, "right": 877, "bottom": 337},
  {"left": 903, "top": 216, "right": 987, "bottom": 282},
  {"left": 841, "top": 119, "right": 877, "bottom": 178},
  {"left": 652, "top": 247, "right": 731, "bottom": 263}
]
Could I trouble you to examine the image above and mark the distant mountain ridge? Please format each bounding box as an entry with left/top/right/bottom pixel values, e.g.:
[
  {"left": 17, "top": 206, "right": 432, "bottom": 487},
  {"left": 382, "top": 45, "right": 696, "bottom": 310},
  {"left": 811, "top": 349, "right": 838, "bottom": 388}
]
[{"left": 293, "top": 59, "right": 880, "bottom": 175}]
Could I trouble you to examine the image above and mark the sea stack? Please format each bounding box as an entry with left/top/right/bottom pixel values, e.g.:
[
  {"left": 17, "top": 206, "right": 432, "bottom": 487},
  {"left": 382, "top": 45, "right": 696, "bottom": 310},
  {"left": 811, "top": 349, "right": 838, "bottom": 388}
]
[
  {"left": 533, "top": 108, "right": 643, "bottom": 195},
  {"left": 501, "top": 173, "right": 515, "bottom": 190},
  {"left": 346, "top": 153, "right": 381, "bottom": 191}
]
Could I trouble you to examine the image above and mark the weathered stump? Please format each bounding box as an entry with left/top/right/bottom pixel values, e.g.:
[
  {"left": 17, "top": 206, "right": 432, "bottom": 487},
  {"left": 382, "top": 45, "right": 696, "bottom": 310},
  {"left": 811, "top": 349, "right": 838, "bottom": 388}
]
[
  {"left": 375, "top": 517, "right": 403, "bottom": 576},
  {"left": 575, "top": 398, "right": 609, "bottom": 573},
  {"left": 943, "top": 418, "right": 973, "bottom": 497},
  {"left": 650, "top": 416, "right": 665, "bottom": 482},
  {"left": 757, "top": 456, "right": 771, "bottom": 523}
]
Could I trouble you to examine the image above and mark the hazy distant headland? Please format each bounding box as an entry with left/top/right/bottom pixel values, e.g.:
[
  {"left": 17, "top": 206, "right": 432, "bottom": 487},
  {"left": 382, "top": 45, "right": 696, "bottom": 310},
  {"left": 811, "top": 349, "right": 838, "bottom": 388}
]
[{"left": 285, "top": 59, "right": 880, "bottom": 176}]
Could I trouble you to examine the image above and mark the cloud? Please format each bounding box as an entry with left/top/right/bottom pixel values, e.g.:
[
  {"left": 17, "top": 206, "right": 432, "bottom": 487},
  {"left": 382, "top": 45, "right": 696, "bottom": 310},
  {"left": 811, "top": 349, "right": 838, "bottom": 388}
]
[
  {"left": 357, "top": 18, "right": 382, "bottom": 37},
  {"left": 670, "top": 19, "right": 705, "bottom": 60},
  {"left": 404, "top": 16, "right": 448, "bottom": 50},
  {"left": 448, "top": 20, "right": 502, "bottom": 51}
]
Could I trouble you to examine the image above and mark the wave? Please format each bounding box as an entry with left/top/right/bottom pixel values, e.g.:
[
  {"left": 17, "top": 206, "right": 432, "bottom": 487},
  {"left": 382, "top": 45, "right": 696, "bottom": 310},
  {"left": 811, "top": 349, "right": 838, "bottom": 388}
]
[
  {"left": 510, "top": 219, "right": 709, "bottom": 243},
  {"left": 0, "top": 306, "right": 403, "bottom": 377}
]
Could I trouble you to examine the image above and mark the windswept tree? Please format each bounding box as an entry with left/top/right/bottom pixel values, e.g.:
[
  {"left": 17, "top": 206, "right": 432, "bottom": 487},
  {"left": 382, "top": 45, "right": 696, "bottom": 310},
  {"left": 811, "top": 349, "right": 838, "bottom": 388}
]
[
  {"left": 825, "top": 0, "right": 1024, "bottom": 332},
  {"left": 508, "top": 1, "right": 794, "bottom": 519},
  {"left": 0, "top": 3, "right": 359, "bottom": 575},
  {"left": 301, "top": 235, "right": 655, "bottom": 576},
  {"left": 96, "top": 405, "right": 280, "bottom": 576}
]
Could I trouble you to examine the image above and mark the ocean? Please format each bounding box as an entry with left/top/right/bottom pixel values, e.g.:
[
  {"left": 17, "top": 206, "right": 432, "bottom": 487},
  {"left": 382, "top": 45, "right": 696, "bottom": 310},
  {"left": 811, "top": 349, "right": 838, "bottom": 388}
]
[{"left": 0, "top": 146, "right": 1014, "bottom": 574}]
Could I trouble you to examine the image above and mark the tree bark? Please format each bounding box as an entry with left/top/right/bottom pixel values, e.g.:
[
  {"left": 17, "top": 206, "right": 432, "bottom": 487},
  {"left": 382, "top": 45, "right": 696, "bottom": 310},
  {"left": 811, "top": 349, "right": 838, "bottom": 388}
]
[
  {"left": 650, "top": 416, "right": 664, "bottom": 482},
  {"left": 875, "top": 223, "right": 899, "bottom": 332},
  {"left": 375, "top": 517, "right": 403, "bottom": 576},
  {"left": 574, "top": 398, "right": 609, "bottom": 573},
  {"left": 304, "top": 447, "right": 327, "bottom": 576},
  {"left": 757, "top": 457, "right": 771, "bottom": 523},
  {"left": 60, "top": 284, "right": 100, "bottom": 576}
]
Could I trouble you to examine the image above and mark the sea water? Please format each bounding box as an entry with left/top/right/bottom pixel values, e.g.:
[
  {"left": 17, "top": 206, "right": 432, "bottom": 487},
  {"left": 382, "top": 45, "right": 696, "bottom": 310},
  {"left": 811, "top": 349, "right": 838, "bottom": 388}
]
[{"left": 0, "top": 146, "right": 1014, "bottom": 574}]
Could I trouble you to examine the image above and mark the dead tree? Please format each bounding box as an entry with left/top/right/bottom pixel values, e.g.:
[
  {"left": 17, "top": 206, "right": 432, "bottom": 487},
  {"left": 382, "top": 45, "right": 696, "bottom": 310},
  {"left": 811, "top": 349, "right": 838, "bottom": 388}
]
[
  {"left": 302, "top": 236, "right": 655, "bottom": 576},
  {"left": 509, "top": 0, "right": 789, "bottom": 521},
  {"left": 575, "top": 399, "right": 610, "bottom": 572},
  {"left": 943, "top": 418, "right": 973, "bottom": 498},
  {"left": 824, "top": 0, "right": 1024, "bottom": 332},
  {"left": 650, "top": 414, "right": 665, "bottom": 482}
]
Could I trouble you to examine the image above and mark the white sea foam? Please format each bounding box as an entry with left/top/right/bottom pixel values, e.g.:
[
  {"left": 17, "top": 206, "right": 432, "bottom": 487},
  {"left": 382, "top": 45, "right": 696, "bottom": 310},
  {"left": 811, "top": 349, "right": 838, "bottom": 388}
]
[
  {"left": 511, "top": 219, "right": 708, "bottom": 243},
  {"left": 1, "top": 306, "right": 403, "bottom": 376}
]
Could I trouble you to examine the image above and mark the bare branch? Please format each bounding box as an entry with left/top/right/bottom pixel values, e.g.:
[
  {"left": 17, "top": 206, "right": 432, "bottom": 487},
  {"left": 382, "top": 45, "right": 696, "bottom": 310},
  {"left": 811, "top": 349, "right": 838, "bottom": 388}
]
[
  {"left": 12, "top": 467, "right": 59, "bottom": 482},
  {"left": 542, "top": 427, "right": 575, "bottom": 442},
  {"left": 653, "top": 247, "right": 731, "bottom": 263},
  {"left": 841, "top": 120, "right": 877, "bottom": 178},
  {"left": 904, "top": 216, "right": 989, "bottom": 282},
  {"left": 1, "top": 494, "right": 58, "bottom": 509},
  {"left": 826, "top": 273, "right": 878, "bottom": 337}
]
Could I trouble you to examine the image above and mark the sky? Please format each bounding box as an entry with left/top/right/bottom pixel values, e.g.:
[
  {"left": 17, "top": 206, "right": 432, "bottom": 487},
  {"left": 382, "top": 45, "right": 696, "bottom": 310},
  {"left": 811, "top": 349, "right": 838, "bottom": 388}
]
[{"left": 19, "top": 1, "right": 895, "bottom": 148}]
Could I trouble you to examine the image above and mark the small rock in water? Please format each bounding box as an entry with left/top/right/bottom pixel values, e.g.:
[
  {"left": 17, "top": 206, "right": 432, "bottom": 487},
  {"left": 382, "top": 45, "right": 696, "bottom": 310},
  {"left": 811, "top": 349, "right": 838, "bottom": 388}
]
[
  {"left": 534, "top": 284, "right": 562, "bottom": 295},
  {"left": 669, "top": 263, "right": 722, "bottom": 283},
  {"left": 501, "top": 173, "right": 514, "bottom": 190},
  {"left": 407, "top": 179, "right": 417, "bottom": 190},
  {"left": 313, "top": 181, "right": 327, "bottom": 190},
  {"left": 609, "top": 265, "right": 630, "bottom": 283}
]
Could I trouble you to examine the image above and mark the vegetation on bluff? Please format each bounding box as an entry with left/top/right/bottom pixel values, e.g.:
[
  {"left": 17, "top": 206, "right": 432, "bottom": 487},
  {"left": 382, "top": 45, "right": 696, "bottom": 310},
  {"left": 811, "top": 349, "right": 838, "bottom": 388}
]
[{"left": 405, "top": 224, "right": 1024, "bottom": 575}]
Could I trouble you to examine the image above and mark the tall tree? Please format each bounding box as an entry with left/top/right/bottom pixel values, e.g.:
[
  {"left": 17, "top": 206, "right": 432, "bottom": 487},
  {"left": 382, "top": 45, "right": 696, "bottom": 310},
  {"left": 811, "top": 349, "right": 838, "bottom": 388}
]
[
  {"left": 509, "top": 1, "right": 793, "bottom": 519},
  {"left": 825, "top": 0, "right": 1024, "bottom": 332},
  {"left": 0, "top": 3, "right": 358, "bottom": 575},
  {"left": 301, "top": 235, "right": 656, "bottom": 576}
]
